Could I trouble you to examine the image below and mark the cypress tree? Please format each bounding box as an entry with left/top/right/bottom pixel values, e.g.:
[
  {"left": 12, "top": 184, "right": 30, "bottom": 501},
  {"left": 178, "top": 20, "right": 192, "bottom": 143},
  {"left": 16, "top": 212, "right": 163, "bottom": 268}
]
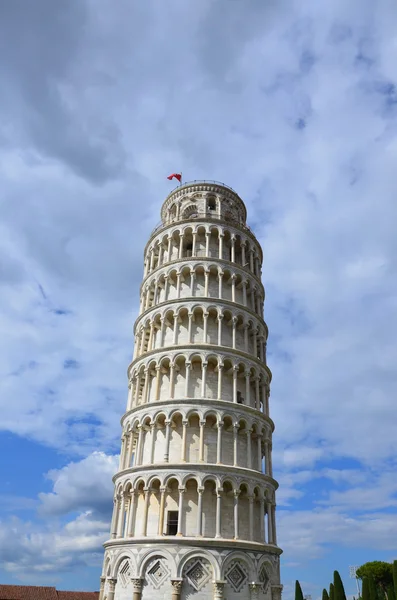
[
  {"left": 369, "top": 574, "right": 378, "bottom": 600},
  {"left": 334, "top": 570, "right": 347, "bottom": 600},
  {"left": 387, "top": 584, "right": 395, "bottom": 600},
  {"left": 323, "top": 589, "right": 330, "bottom": 600},
  {"left": 330, "top": 582, "right": 335, "bottom": 600},
  {"left": 362, "top": 577, "right": 370, "bottom": 600},
  {"left": 393, "top": 561, "right": 397, "bottom": 600},
  {"left": 296, "top": 580, "right": 304, "bottom": 600}
]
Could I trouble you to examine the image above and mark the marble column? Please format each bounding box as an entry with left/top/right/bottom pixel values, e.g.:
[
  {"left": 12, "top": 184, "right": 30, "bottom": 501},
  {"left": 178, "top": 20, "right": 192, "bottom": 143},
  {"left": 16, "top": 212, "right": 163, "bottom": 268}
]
[
  {"left": 267, "top": 502, "right": 274, "bottom": 543},
  {"left": 158, "top": 487, "right": 166, "bottom": 536},
  {"left": 217, "top": 364, "right": 223, "bottom": 400},
  {"left": 247, "top": 429, "right": 252, "bottom": 469},
  {"left": 132, "top": 578, "right": 143, "bottom": 600},
  {"left": 116, "top": 492, "right": 126, "bottom": 538},
  {"left": 201, "top": 362, "right": 207, "bottom": 397},
  {"left": 155, "top": 366, "right": 161, "bottom": 400},
  {"left": 149, "top": 424, "right": 156, "bottom": 464},
  {"left": 204, "top": 269, "right": 209, "bottom": 296},
  {"left": 171, "top": 579, "right": 183, "bottom": 600},
  {"left": 248, "top": 495, "right": 254, "bottom": 540},
  {"left": 107, "top": 578, "right": 117, "bottom": 600},
  {"left": 199, "top": 420, "right": 205, "bottom": 462},
  {"left": 142, "top": 488, "right": 150, "bottom": 536},
  {"left": 233, "top": 424, "right": 238, "bottom": 466},
  {"left": 218, "top": 271, "right": 223, "bottom": 298},
  {"left": 260, "top": 497, "right": 266, "bottom": 543},
  {"left": 249, "top": 583, "right": 261, "bottom": 600},
  {"left": 215, "top": 490, "right": 222, "bottom": 538},
  {"left": 177, "top": 488, "right": 185, "bottom": 535},
  {"left": 217, "top": 314, "right": 223, "bottom": 346},
  {"left": 233, "top": 490, "right": 240, "bottom": 539},
  {"left": 197, "top": 487, "right": 204, "bottom": 536},
  {"left": 185, "top": 361, "right": 191, "bottom": 396},
  {"left": 164, "top": 420, "right": 171, "bottom": 462},
  {"left": 181, "top": 420, "right": 188, "bottom": 462},
  {"left": 98, "top": 577, "right": 106, "bottom": 600},
  {"left": 271, "top": 584, "right": 284, "bottom": 600},
  {"left": 232, "top": 367, "right": 238, "bottom": 403},
  {"left": 127, "top": 491, "right": 137, "bottom": 537},
  {"left": 216, "top": 421, "right": 223, "bottom": 464},
  {"left": 203, "top": 311, "right": 208, "bottom": 343},
  {"left": 110, "top": 496, "right": 118, "bottom": 539},
  {"left": 219, "top": 233, "right": 224, "bottom": 259},
  {"left": 214, "top": 581, "right": 225, "bottom": 600}
]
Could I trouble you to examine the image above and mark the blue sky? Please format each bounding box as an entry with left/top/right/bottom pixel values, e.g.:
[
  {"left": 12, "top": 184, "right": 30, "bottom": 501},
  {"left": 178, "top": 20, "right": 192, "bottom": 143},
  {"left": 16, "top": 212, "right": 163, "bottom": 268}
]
[{"left": 0, "top": 0, "right": 396, "bottom": 596}]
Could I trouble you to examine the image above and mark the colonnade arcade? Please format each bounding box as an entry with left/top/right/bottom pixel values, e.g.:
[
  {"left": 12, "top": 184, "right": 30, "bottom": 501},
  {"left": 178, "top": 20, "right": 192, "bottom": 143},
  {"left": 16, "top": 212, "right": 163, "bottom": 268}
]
[
  {"left": 111, "top": 474, "right": 277, "bottom": 545},
  {"left": 143, "top": 223, "right": 262, "bottom": 280},
  {"left": 134, "top": 303, "right": 268, "bottom": 360},
  {"left": 127, "top": 352, "right": 270, "bottom": 414},
  {"left": 139, "top": 262, "right": 264, "bottom": 318},
  {"left": 119, "top": 409, "right": 273, "bottom": 475}
]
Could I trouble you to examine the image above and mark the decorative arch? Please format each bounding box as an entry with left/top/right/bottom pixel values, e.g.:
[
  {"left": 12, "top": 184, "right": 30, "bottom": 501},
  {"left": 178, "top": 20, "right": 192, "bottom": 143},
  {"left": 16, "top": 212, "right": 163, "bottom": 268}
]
[{"left": 177, "top": 549, "right": 220, "bottom": 580}]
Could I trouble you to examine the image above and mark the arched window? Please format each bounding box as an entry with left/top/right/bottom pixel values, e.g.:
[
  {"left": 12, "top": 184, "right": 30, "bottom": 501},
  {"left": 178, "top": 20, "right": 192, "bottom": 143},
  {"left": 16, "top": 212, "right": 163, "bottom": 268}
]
[
  {"left": 207, "top": 197, "right": 216, "bottom": 211},
  {"left": 183, "top": 204, "right": 198, "bottom": 219}
]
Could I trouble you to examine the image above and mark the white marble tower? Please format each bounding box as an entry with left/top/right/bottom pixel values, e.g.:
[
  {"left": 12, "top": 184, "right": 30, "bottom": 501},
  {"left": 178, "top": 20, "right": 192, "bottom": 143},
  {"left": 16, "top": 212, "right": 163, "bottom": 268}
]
[{"left": 99, "top": 181, "right": 282, "bottom": 600}]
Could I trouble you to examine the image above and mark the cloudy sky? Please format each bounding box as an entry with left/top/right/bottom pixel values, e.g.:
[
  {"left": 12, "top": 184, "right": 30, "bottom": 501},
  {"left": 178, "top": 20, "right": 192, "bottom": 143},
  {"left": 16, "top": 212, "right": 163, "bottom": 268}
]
[{"left": 0, "top": 0, "right": 397, "bottom": 595}]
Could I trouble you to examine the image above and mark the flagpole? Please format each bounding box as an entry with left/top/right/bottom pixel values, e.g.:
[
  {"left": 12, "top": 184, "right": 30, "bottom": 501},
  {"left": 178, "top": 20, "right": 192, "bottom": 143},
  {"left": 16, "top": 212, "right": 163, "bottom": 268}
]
[{"left": 180, "top": 171, "right": 183, "bottom": 186}]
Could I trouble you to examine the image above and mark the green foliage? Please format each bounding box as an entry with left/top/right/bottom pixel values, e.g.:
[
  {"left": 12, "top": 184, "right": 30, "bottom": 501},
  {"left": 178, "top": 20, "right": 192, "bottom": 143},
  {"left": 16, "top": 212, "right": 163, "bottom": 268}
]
[
  {"left": 386, "top": 584, "right": 395, "bottom": 600},
  {"left": 368, "top": 574, "right": 379, "bottom": 600},
  {"left": 362, "top": 574, "right": 370, "bottom": 600},
  {"left": 334, "top": 570, "right": 347, "bottom": 600},
  {"left": 357, "top": 562, "right": 393, "bottom": 593},
  {"left": 295, "top": 580, "right": 304, "bottom": 600},
  {"left": 330, "top": 582, "right": 335, "bottom": 600},
  {"left": 392, "top": 561, "right": 397, "bottom": 600},
  {"left": 323, "top": 589, "right": 330, "bottom": 600}
]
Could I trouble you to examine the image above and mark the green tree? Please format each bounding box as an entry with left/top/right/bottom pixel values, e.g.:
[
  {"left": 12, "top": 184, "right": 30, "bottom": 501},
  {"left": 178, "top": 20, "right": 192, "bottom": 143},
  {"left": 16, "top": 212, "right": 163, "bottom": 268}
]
[
  {"left": 357, "top": 562, "right": 393, "bottom": 595},
  {"left": 386, "top": 585, "right": 395, "bottom": 600},
  {"left": 323, "top": 589, "right": 330, "bottom": 600},
  {"left": 393, "top": 561, "right": 397, "bottom": 600},
  {"left": 330, "top": 582, "right": 335, "bottom": 600},
  {"left": 369, "top": 574, "right": 379, "bottom": 600},
  {"left": 334, "top": 570, "right": 347, "bottom": 600},
  {"left": 295, "top": 581, "right": 304, "bottom": 600},
  {"left": 362, "top": 575, "right": 370, "bottom": 600}
]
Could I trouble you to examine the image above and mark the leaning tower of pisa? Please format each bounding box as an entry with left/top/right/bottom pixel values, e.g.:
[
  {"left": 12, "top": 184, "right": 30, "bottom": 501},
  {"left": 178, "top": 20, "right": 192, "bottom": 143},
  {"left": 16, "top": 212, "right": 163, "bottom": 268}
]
[{"left": 99, "top": 181, "right": 283, "bottom": 600}]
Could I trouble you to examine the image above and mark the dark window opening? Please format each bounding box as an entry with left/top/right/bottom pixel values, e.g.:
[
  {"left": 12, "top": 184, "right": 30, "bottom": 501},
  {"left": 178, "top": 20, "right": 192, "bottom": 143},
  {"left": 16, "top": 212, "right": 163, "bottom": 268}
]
[
  {"left": 186, "top": 242, "right": 193, "bottom": 257},
  {"left": 167, "top": 510, "right": 178, "bottom": 535},
  {"left": 237, "top": 391, "right": 244, "bottom": 404},
  {"left": 207, "top": 198, "right": 216, "bottom": 210}
]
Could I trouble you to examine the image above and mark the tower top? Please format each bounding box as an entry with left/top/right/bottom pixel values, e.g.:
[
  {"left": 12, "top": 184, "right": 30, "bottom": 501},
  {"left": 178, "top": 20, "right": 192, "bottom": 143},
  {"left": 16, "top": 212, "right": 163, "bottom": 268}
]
[{"left": 160, "top": 180, "right": 247, "bottom": 229}]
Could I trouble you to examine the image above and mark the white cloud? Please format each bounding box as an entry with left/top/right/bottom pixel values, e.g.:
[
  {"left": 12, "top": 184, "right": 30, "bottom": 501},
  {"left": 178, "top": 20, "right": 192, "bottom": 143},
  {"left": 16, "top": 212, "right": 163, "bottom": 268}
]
[
  {"left": 0, "top": 0, "right": 396, "bottom": 590},
  {"left": 39, "top": 451, "right": 118, "bottom": 517},
  {"left": 0, "top": 511, "right": 108, "bottom": 578},
  {"left": 278, "top": 507, "right": 397, "bottom": 561}
]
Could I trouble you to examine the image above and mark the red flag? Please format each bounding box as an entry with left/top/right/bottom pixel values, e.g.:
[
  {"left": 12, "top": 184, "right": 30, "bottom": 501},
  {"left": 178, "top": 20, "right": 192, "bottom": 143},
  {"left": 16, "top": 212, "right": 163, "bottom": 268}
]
[{"left": 167, "top": 173, "right": 182, "bottom": 182}]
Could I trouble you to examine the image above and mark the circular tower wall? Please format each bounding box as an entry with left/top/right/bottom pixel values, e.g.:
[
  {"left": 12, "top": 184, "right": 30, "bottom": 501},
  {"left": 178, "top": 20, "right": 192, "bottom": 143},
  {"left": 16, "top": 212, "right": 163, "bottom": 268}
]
[{"left": 99, "top": 181, "right": 282, "bottom": 600}]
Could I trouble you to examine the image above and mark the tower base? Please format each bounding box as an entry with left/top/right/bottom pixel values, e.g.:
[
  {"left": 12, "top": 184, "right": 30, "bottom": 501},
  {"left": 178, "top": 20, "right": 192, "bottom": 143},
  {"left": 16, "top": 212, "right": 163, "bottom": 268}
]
[{"left": 100, "top": 539, "right": 282, "bottom": 600}]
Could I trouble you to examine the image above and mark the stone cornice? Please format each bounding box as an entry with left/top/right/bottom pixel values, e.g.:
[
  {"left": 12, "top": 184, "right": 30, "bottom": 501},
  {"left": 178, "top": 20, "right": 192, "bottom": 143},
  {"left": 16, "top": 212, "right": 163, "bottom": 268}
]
[
  {"left": 140, "top": 254, "right": 265, "bottom": 294},
  {"left": 127, "top": 342, "right": 272, "bottom": 381},
  {"left": 112, "top": 461, "right": 279, "bottom": 489},
  {"left": 103, "top": 535, "right": 283, "bottom": 556},
  {"left": 145, "top": 216, "right": 262, "bottom": 261},
  {"left": 135, "top": 295, "right": 268, "bottom": 335},
  {"left": 121, "top": 397, "right": 275, "bottom": 431}
]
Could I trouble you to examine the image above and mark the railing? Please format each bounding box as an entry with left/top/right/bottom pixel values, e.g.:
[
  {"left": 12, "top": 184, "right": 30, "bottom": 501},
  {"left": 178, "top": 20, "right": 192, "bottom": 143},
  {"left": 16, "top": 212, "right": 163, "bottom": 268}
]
[
  {"left": 150, "top": 210, "right": 254, "bottom": 237},
  {"left": 167, "top": 179, "right": 240, "bottom": 196}
]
